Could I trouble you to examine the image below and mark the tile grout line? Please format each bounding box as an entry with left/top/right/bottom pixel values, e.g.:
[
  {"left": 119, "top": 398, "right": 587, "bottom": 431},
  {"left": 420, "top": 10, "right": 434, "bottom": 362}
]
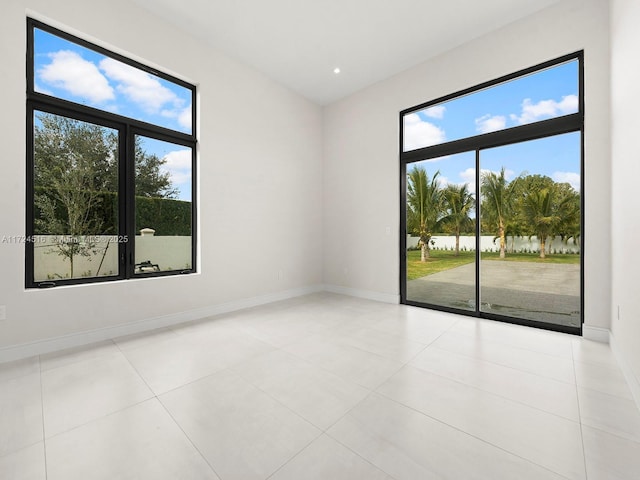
[
  {"left": 369, "top": 390, "right": 574, "bottom": 480},
  {"left": 37, "top": 354, "right": 48, "bottom": 480},
  {"left": 229, "top": 341, "right": 388, "bottom": 479},
  {"left": 155, "top": 395, "right": 225, "bottom": 480},
  {"left": 115, "top": 329, "right": 325, "bottom": 480},
  {"left": 113, "top": 339, "right": 226, "bottom": 479},
  {"left": 449, "top": 319, "right": 577, "bottom": 360},
  {"left": 315, "top": 390, "right": 402, "bottom": 480},
  {"left": 572, "top": 340, "right": 590, "bottom": 480},
  {"left": 430, "top": 332, "right": 579, "bottom": 385},
  {"left": 392, "top": 360, "right": 583, "bottom": 424}
]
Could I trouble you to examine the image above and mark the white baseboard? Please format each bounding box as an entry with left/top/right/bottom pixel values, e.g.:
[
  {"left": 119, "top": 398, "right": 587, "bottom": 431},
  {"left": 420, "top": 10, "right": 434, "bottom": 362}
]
[
  {"left": 582, "top": 325, "right": 610, "bottom": 343},
  {"left": 610, "top": 333, "right": 640, "bottom": 414},
  {"left": 0, "top": 284, "right": 324, "bottom": 363},
  {"left": 323, "top": 284, "right": 400, "bottom": 304}
]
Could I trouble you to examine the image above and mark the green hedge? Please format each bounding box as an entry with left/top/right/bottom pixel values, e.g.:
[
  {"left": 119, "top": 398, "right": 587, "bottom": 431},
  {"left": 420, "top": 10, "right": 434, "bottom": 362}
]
[
  {"left": 34, "top": 188, "right": 191, "bottom": 236},
  {"left": 135, "top": 196, "right": 191, "bottom": 236}
]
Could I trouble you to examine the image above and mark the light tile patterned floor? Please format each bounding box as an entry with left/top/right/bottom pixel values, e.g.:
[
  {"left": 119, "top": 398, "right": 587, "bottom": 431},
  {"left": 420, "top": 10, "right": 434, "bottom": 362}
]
[{"left": 1, "top": 293, "right": 639, "bottom": 479}]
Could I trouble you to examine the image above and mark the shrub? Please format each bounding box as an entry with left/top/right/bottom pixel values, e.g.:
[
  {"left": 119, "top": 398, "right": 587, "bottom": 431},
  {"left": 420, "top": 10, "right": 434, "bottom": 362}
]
[{"left": 34, "top": 187, "right": 192, "bottom": 236}]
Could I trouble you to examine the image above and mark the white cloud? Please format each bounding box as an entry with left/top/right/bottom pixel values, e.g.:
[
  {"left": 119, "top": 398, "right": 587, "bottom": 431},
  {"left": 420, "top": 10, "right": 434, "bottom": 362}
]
[
  {"left": 162, "top": 105, "right": 192, "bottom": 131},
  {"left": 510, "top": 94, "right": 578, "bottom": 125},
  {"left": 403, "top": 113, "right": 446, "bottom": 150},
  {"left": 437, "top": 175, "right": 450, "bottom": 189},
  {"left": 178, "top": 106, "right": 192, "bottom": 130},
  {"left": 100, "top": 58, "right": 179, "bottom": 112},
  {"left": 162, "top": 150, "right": 192, "bottom": 186},
  {"left": 552, "top": 171, "right": 580, "bottom": 191},
  {"left": 34, "top": 82, "right": 53, "bottom": 96},
  {"left": 459, "top": 167, "right": 476, "bottom": 184},
  {"left": 459, "top": 167, "right": 515, "bottom": 194},
  {"left": 475, "top": 114, "right": 506, "bottom": 134},
  {"left": 423, "top": 105, "right": 445, "bottom": 119},
  {"left": 39, "top": 50, "right": 114, "bottom": 103},
  {"left": 459, "top": 167, "right": 478, "bottom": 194}
]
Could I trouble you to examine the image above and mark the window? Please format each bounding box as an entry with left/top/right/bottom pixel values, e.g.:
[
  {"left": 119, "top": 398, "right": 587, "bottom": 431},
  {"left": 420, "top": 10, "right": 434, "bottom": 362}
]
[
  {"left": 401, "top": 53, "right": 583, "bottom": 334},
  {"left": 26, "top": 19, "right": 197, "bottom": 287}
]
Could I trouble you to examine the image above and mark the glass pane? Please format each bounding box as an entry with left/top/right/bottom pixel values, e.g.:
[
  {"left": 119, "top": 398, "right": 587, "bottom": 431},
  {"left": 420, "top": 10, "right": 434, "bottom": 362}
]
[
  {"left": 403, "top": 60, "right": 578, "bottom": 151},
  {"left": 406, "top": 151, "right": 476, "bottom": 310},
  {"left": 479, "top": 132, "right": 581, "bottom": 327},
  {"left": 33, "top": 111, "right": 119, "bottom": 281},
  {"left": 134, "top": 136, "right": 192, "bottom": 274},
  {"left": 34, "top": 28, "right": 192, "bottom": 134}
]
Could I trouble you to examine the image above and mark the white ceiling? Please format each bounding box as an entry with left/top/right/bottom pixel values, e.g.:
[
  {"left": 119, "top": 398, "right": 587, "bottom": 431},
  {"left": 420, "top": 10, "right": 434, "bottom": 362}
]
[{"left": 130, "top": 0, "right": 562, "bottom": 105}]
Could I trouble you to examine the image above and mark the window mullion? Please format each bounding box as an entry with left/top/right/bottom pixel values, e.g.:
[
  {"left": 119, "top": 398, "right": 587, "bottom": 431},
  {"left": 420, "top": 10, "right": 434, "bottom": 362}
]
[{"left": 124, "top": 127, "right": 136, "bottom": 279}]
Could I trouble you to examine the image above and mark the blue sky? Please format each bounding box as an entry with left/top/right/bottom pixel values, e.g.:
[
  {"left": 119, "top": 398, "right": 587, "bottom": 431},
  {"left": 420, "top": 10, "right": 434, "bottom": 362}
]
[
  {"left": 405, "top": 60, "right": 581, "bottom": 195},
  {"left": 137, "top": 137, "right": 192, "bottom": 201},
  {"left": 34, "top": 28, "right": 193, "bottom": 201}
]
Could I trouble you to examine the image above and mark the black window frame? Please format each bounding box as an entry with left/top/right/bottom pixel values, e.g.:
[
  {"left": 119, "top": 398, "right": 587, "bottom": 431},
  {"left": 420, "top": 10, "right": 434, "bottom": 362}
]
[
  {"left": 400, "top": 51, "right": 584, "bottom": 335},
  {"left": 26, "top": 18, "right": 197, "bottom": 288}
]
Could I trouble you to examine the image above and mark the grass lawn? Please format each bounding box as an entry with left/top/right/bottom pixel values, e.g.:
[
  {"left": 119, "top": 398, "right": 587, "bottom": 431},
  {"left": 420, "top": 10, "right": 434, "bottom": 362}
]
[
  {"left": 407, "top": 250, "right": 475, "bottom": 280},
  {"left": 407, "top": 249, "right": 580, "bottom": 280}
]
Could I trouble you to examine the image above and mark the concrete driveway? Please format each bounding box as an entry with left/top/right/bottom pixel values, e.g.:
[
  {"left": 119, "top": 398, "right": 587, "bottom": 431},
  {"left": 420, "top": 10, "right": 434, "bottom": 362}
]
[{"left": 407, "top": 260, "right": 581, "bottom": 327}]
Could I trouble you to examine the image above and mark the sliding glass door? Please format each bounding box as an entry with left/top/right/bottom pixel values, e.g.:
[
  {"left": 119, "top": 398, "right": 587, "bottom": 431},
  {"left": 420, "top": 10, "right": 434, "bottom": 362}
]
[
  {"left": 400, "top": 53, "right": 583, "bottom": 334},
  {"left": 479, "top": 133, "right": 581, "bottom": 328},
  {"left": 405, "top": 152, "right": 476, "bottom": 312}
]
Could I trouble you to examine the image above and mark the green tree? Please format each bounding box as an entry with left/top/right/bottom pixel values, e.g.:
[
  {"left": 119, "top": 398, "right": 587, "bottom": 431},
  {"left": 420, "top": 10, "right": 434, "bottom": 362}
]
[
  {"left": 518, "top": 179, "right": 580, "bottom": 258},
  {"left": 522, "top": 187, "right": 558, "bottom": 258},
  {"left": 407, "top": 166, "right": 444, "bottom": 262},
  {"left": 34, "top": 113, "right": 117, "bottom": 278},
  {"left": 441, "top": 183, "right": 475, "bottom": 256},
  {"left": 33, "top": 113, "right": 179, "bottom": 278},
  {"left": 507, "top": 174, "right": 554, "bottom": 252},
  {"left": 481, "top": 167, "right": 518, "bottom": 259},
  {"left": 135, "top": 139, "right": 178, "bottom": 198},
  {"left": 551, "top": 182, "right": 581, "bottom": 251}
]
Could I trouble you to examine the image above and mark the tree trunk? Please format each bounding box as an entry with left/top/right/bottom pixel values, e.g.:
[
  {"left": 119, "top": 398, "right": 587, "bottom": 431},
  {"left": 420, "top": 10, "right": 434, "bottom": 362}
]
[
  {"left": 70, "top": 254, "right": 74, "bottom": 278},
  {"left": 539, "top": 236, "right": 546, "bottom": 259},
  {"left": 455, "top": 233, "right": 460, "bottom": 256},
  {"left": 420, "top": 241, "right": 429, "bottom": 262},
  {"left": 498, "top": 224, "right": 506, "bottom": 259}
]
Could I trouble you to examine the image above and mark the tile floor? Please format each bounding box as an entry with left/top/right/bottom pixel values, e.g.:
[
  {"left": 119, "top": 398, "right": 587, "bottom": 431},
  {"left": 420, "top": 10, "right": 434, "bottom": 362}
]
[{"left": 1, "top": 293, "right": 639, "bottom": 479}]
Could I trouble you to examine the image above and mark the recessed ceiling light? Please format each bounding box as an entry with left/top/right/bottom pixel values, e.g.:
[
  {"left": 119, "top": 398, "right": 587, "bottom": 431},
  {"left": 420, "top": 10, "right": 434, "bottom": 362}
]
[{"left": 333, "top": 67, "right": 341, "bottom": 74}]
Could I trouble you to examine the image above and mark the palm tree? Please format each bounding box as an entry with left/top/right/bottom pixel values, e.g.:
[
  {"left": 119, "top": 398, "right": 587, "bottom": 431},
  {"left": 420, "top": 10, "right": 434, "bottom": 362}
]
[
  {"left": 407, "top": 166, "right": 443, "bottom": 262},
  {"left": 554, "top": 183, "right": 581, "bottom": 251},
  {"left": 508, "top": 173, "right": 553, "bottom": 251},
  {"left": 481, "top": 167, "right": 517, "bottom": 259},
  {"left": 522, "top": 187, "right": 560, "bottom": 258},
  {"left": 441, "top": 184, "right": 475, "bottom": 256}
]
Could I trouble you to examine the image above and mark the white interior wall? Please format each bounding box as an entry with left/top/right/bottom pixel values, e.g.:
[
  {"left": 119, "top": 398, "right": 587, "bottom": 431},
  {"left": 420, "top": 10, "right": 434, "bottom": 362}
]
[
  {"left": 323, "top": 0, "right": 611, "bottom": 330},
  {"left": 610, "top": 0, "right": 640, "bottom": 402},
  {"left": 0, "top": 0, "right": 626, "bottom": 364},
  {"left": 0, "top": 0, "right": 324, "bottom": 355}
]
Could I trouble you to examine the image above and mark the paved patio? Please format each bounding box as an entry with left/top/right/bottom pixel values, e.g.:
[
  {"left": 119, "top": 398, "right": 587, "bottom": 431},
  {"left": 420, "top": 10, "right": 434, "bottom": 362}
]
[{"left": 407, "top": 261, "right": 581, "bottom": 327}]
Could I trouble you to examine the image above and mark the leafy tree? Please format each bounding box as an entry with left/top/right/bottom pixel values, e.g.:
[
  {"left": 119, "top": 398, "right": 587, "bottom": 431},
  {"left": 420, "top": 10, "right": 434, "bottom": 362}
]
[
  {"left": 135, "top": 139, "right": 178, "bottom": 198},
  {"left": 407, "top": 166, "right": 444, "bottom": 262},
  {"left": 506, "top": 174, "right": 553, "bottom": 251},
  {"left": 552, "top": 182, "right": 581, "bottom": 249},
  {"left": 441, "top": 183, "right": 475, "bottom": 256},
  {"left": 34, "top": 113, "right": 117, "bottom": 278},
  {"left": 481, "top": 167, "right": 519, "bottom": 259},
  {"left": 521, "top": 187, "right": 559, "bottom": 258},
  {"left": 33, "top": 112, "right": 178, "bottom": 278},
  {"left": 504, "top": 174, "right": 580, "bottom": 258}
]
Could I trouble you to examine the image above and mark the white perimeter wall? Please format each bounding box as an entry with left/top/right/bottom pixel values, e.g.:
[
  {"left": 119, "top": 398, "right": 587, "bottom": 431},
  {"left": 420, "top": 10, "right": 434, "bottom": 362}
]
[
  {"left": 0, "top": 0, "right": 323, "bottom": 350},
  {"left": 323, "top": 0, "right": 611, "bottom": 329},
  {"left": 610, "top": 0, "right": 640, "bottom": 399},
  {"left": 407, "top": 235, "right": 580, "bottom": 254}
]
